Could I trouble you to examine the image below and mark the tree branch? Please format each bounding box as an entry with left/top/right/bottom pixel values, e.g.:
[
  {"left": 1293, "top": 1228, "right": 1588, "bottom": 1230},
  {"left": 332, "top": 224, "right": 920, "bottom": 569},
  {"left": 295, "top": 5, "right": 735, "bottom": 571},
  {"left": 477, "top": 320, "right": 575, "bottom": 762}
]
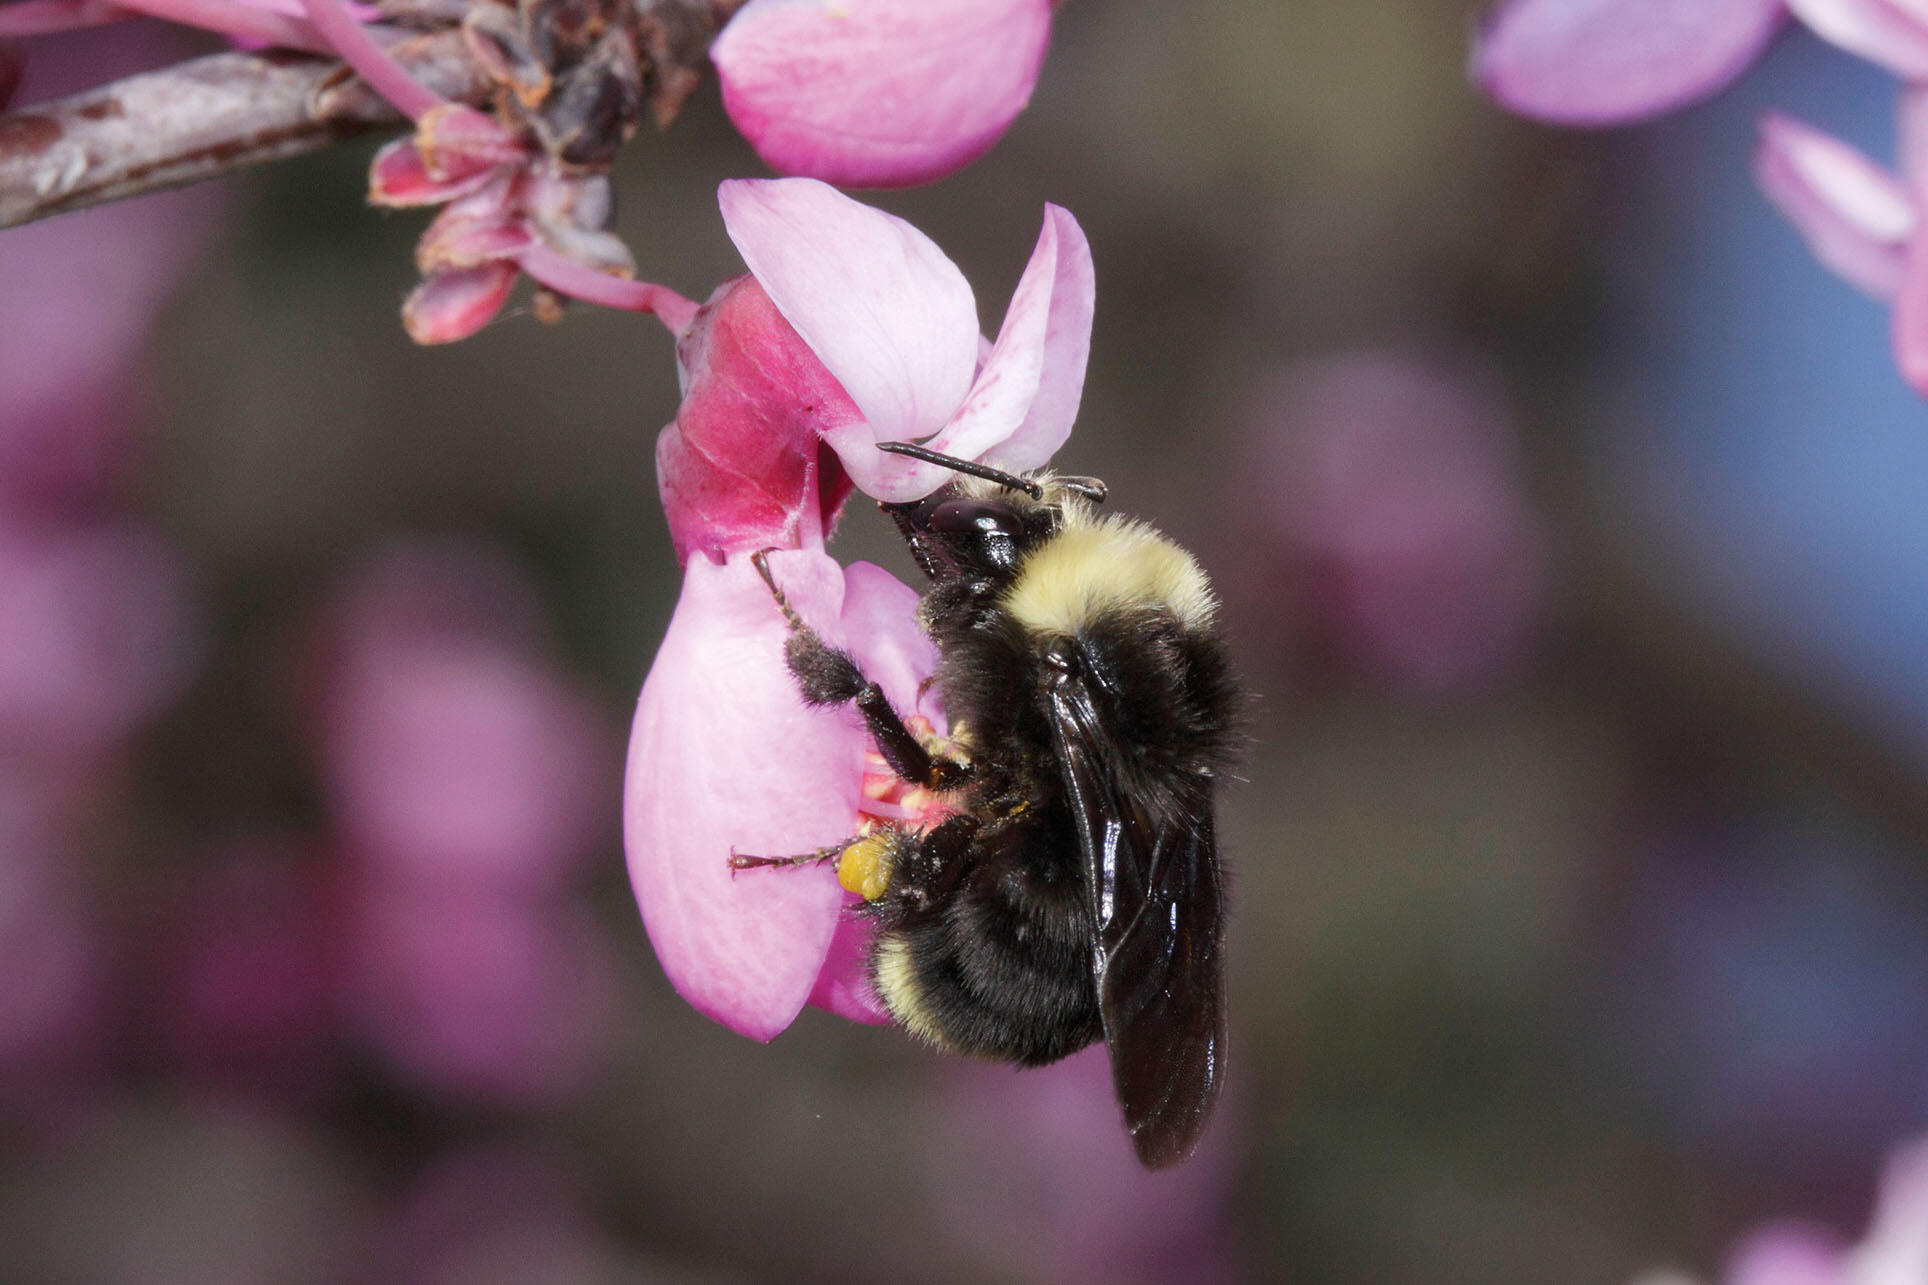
[{"left": 0, "top": 32, "right": 483, "bottom": 227}]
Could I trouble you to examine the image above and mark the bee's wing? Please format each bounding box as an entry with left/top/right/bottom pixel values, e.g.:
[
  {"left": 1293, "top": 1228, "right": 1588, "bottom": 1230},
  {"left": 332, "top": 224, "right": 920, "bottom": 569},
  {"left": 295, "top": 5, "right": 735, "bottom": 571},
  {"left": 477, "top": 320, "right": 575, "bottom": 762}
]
[{"left": 1048, "top": 677, "right": 1226, "bottom": 1169}]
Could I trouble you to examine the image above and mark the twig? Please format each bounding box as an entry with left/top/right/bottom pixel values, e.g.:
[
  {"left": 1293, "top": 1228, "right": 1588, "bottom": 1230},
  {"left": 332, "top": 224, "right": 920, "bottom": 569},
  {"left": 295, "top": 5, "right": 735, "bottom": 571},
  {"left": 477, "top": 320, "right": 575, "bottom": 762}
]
[{"left": 0, "top": 33, "right": 484, "bottom": 227}]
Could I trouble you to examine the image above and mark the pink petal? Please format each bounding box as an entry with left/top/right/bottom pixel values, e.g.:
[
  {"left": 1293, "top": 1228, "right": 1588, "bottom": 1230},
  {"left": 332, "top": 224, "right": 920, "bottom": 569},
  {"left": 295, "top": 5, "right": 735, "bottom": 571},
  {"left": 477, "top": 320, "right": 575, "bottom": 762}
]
[
  {"left": 1724, "top": 1226, "right": 1845, "bottom": 1285},
  {"left": 1862, "top": 1135, "right": 1928, "bottom": 1275},
  {"left": 921, "top": 202, "right": 1093, "bottom": 482},
  {"left": 1756, "top": 112, "right": 1914, "bottom": 300},
  {"left": 1897, "top": 83, "right": 1928, "bottom": 190},
  {"left": 1475, "top": 0, "right": 1787, "bottom": 126},
  {"left": 402, "top": 261, "right": 518, "bottom": 344},
  {"left": 655, "top": 276, "right": 864, "bottom": 562},
  {"left": 624, "top": 552, "right": 865, "bottom": 1041},
  {"left": 719, "top": 178, "right": 978, "bottom": 448},
  {"left": 369, "top": 138, "right": 497, "bottom": 208},
  {"left": 713, "top": 0, "right": 1052, "bottom": 187},
  {"left": 415, "top": 103, "right": 524, "bottom": 179},
  {"left": 1892, "top": 235, "right": 1928, "bottom": 395},
  {"left": 1787, "top": 0, "right": 1928, "bottom": 79},
  {"left": 802, "top": 558, "right": 943, "bottom": 1025}
]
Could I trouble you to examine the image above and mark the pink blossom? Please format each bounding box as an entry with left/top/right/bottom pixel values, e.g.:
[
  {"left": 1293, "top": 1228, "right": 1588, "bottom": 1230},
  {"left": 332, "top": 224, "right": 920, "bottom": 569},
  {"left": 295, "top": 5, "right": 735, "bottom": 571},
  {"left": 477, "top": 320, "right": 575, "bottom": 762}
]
[
  {"left": 0, "top": 179, "right": 221, "bottom": 508},
  {"left": 1651, "top": 1134, "right": 1928, "bottom": 1283},
  {"left": 1474, "top": 0, "right": 1928, "bottom": 125},
  {"left": 625, "top": 552, "right": 934, "bottom": 1038},
  {"left": 0, "top": 518, "right": 199, "bottom": 759},
  {"left": 309, "top": 540, "right": 608, "bottom": 891},
  {"left": 626, "top": 180, "right": 1094, "bottom": 1040},
  {"left": 713, "top": 177, "right": 1093, "bottom": 504},
  {"left": 0, "top": 776, "right": 108, "bottom": 1105},
  {"left": 1245, "top": 352, "right": 1549, "bottom": 695},
  {"left": 930, "top": 1047, "right": 1244, "bottom": 1284},
  {"left": 1754, "top": 94, "right": 1928, "bottom": 394},
  {"left": 1475, "top": 0, "right": 1787, "bottom": 126},
  {"left": 343, "top": 872, "right": 617, "bottom": 1104},
  {"left": 712, "top": 0, "right": 1054, "bottom": 188},
  {"left": 147, "top": 841, "right": 343, "bottom": 1102}
]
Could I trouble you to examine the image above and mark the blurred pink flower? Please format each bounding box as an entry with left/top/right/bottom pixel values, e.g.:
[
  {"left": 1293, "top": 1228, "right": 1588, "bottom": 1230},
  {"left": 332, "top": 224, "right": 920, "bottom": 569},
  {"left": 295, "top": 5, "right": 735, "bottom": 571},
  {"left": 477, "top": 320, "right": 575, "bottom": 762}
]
[
  {"left": 1475, "top": 0, "right": 1928, "bottom": 126},
  {"left": 0, "top": 776, "right": 109, "bottom": 1108},
  {"left": 1647, "top": 1134, "right": 1928, "bottom": 1283},
  {"left": 312, "top": 540, "right": 608, "bottom": 890},
  {"left": 1476, "top": 2, "right": 1928, "bottom": 397},
  {"left": 0, "top": 518, "right": 199, "bottom": 759},
  {"left": 1250, "top": 352, "right": 1549, "bottom": 695},
  {"left": 1475, "top": 0, "right": 1786, "bottom": 125},
  {"left": 380, "top": 1143, "right": 634, "bottom": 1285},
  {"left": 307, "top": 540, "right": 621, "bottom": 1104},
  {"left": 1754, "top": 96, "right": 1928, "bottom": 396},
  {"left": 713, "top": 0, "right": 1054, "bottom": 188},
  {"left": 148, "top": 842, "right": 343, "bottom": 1103},
  {"left": 931, "top": 1047, "right": 1243, "bottom": 1285},
  {"left": 1475, "top": 0, "right": 1787, "bottom": 126},
  {"left": 628, "top": 178, "right": 1093, "bottom": 1040},
  {"left": 344, "top": 873, "right": 616, "bottom": 1105}
]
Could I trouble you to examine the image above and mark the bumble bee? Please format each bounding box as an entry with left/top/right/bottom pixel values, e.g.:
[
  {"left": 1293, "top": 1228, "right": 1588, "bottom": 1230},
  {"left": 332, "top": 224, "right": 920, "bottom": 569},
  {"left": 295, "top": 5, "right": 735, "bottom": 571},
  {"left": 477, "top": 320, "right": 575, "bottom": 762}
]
[{"left": 736, "top": 442, "right": 1234, "bottom": 1168}]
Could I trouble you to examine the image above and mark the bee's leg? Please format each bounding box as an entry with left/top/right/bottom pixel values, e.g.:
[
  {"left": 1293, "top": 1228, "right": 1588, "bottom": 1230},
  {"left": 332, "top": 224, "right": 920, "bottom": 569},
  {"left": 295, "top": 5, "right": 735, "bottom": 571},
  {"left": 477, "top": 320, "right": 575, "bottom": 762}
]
[
  {"left": 752, "top": 550, "right": 971, "bottom": 792},
  {"left": 729, "top": 841, "right": 850, "bottom": 874}
]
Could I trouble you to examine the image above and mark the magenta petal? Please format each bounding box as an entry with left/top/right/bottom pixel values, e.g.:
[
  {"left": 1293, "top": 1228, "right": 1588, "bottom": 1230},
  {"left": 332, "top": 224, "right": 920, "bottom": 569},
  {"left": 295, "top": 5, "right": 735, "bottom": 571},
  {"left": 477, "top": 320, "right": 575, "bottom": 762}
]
[
  {"left": 713, "top": 0, "right": 1052, "bottom": 187},
  {"left": 1475, "top": 0, "right": 1786, "bottom": 126},
  {"left": 802, "top": 559, "right": 940, "bottom": 1023},
  {"left": 1756, "top": 113, "right": 1913, "bottom": 299},
  {"left": 368, "top": 138, "right": 498, "bottom": 208},
  {"left": 625, "top": 552, "right": 868, "bottom": 1041},
  {"left": 926, "top": 202, "right": 1093, "bottom": 480},
  {"left": 1788, "top": 0, "right": 1928, "bottom": 79},
  {"left": 807, "top": 913, "right": 889, "bottom": 1024},
  {"left": 656, "top": 276, "right": 864, "bottom": 561},
  {"left": 719, "top": 178, "right": 978, "bottom": 447}
]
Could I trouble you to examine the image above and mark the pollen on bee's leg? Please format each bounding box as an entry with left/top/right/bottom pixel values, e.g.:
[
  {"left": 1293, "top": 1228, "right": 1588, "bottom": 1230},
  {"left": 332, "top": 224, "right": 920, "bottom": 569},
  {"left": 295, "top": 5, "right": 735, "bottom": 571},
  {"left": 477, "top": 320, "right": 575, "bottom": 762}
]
[{"left": 837, "top": 832, "right": 897, "bottom": 901}]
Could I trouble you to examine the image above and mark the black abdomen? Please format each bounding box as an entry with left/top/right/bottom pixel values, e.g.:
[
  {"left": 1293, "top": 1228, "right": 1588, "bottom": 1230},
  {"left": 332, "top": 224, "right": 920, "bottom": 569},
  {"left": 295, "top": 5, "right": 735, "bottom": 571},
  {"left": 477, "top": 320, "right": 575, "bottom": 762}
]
[{"left": 870, "top": 810, "right": 1102, "bottom": 1065}]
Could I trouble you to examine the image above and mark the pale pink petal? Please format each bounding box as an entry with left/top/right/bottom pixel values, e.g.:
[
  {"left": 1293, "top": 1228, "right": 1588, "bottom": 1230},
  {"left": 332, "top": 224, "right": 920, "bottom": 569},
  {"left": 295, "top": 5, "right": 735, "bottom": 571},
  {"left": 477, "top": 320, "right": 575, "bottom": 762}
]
[
  {"left": 1756, "top": 113, "right": 1914, "bottom": 299},
  {"left": 719, "top": 178, "right": 978, "bottom": 448},
  {"left": 1892, "top": 236, "right": 1928, "bottom": 395},
  {"left": 1475, "top": 0, "right": 1787, "bottom": 126},
  {"left": 923, "top": 203, "right": 1093, "bottom": 481},
  {"left": 1896, "top": 83, "right": 1928, "bottom": 190},
  {"left": 1787, "top": 0, "right": 1928, "bottom": 79},
  {"left": 1858, "top": 1135, "right": 1928, "bottom": 1280},
  {"left": 713, "top": 0, "right": 1052, "bottom": 187},
  {"left": 1724, "top": 1226, "right": 1845, "bottom": 1285},
  {"left": 625, "top": 551, "right": 866, "bottom": 1041}
]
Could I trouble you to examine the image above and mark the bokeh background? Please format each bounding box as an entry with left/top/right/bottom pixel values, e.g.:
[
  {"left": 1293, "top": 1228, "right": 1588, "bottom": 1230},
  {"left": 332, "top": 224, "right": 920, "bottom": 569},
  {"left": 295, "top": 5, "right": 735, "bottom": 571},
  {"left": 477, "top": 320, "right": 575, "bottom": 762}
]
[{"left": 5, "top": 3, "right": 1927, "bottom": 1282}]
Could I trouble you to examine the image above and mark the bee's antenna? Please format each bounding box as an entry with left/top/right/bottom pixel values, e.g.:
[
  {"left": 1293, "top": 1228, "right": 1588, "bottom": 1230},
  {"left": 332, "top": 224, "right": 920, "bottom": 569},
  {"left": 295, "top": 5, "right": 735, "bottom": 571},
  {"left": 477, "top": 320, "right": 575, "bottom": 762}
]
[{"left": 875, "top": 441, "right": 1044, "bottom": 500}]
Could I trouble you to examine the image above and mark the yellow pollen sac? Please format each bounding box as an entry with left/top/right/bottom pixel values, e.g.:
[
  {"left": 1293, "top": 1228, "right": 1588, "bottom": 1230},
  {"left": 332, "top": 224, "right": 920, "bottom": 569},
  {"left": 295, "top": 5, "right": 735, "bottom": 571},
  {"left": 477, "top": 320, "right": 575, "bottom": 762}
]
[{"left": 838, "top": 833, "right": 895, "bottom": 901}]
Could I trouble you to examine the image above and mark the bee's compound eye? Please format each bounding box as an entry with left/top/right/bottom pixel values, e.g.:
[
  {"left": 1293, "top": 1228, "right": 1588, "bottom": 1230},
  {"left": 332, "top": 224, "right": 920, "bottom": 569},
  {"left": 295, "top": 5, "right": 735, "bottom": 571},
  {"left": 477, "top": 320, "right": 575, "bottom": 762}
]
[
  {"left": 926, "top": 500, "right": 1025, "bottom": 570},
  {"left": 926, "top": 500, "right": 1022, "bottom": 538}
]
